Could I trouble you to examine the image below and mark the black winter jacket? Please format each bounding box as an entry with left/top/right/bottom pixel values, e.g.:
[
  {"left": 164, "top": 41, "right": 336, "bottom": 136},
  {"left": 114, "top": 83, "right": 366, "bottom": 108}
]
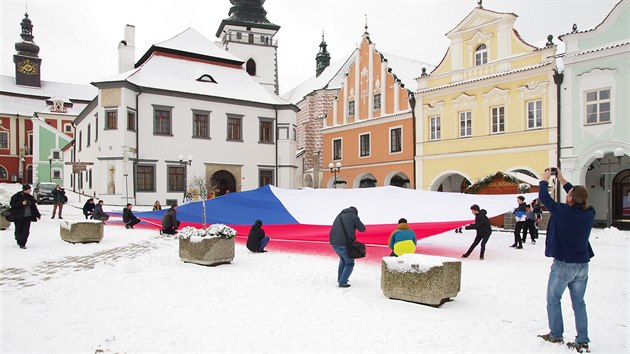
[
  {"left": 246, "top": 223, "right": 266, "bottom": 252},
  {"left": 9, "top": 191, "right": 41, "bottom": 221},
  {"left": 329, "top": 207, "right": 366, "bottom": 246},
  {"left": 465, "top": 209, "right": 492, "bottom": 237}
]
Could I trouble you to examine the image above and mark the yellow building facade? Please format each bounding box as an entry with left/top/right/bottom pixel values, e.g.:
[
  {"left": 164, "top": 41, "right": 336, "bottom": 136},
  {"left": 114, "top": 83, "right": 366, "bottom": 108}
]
[
  {"left": 415, "top": 5, "right": 559, "bottom": 191},
  {"left": 321, "top": 32, "right": 414, "bottom": 189}
]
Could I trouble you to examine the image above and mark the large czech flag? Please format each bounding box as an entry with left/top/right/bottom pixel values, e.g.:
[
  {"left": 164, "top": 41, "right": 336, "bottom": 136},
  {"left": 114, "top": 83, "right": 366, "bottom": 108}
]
[{"left": 133, "top": 185, "right": 537, "bottom": 246}]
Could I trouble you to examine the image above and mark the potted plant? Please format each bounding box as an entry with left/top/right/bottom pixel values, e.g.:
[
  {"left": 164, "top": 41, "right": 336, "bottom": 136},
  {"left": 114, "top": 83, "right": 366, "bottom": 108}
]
[{"left": 177, "top": 224, "right": 237, "bottom": 266}]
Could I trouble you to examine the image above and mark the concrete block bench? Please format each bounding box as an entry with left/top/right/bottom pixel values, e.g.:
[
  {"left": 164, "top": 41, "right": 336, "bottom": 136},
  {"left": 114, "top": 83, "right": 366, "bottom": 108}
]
[
  {"left": 60, "top": 220, "right": 104, "bottom": 243},
  {"left": 381, "top": 254, "right": 461, "bottom": 307}
]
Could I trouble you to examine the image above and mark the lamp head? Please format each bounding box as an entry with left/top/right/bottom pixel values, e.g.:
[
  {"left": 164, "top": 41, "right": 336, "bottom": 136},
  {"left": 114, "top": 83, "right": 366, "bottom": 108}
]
[
  {"left": 594, "top": 150, "right": 604, "bottom": 159},
  {"left": 328, "top": 162, "right": 334, "bottom": 169},
  {"left": 614, "top": 147, "right": 625, "bottom": 158}
]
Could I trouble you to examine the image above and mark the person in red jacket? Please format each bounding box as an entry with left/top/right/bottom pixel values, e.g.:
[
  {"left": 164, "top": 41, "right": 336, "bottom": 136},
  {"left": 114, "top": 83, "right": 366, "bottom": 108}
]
[{"left": 537, "top": 168, "right": 595, "bottom": 353}]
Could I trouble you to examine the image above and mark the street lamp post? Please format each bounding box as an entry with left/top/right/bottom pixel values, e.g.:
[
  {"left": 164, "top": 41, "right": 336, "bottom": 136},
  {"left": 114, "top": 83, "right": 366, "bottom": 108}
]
[
  {"left": 178, "top": 155, "right": 193, "bottom": 200},
  {"left": 595, "top": 148, "right": 625, "bottom": 228},
  {"left": 328, "top": 162, "right": 342, "bottom": 188},
  {"left": 48, "top": 156, "right": 53, "bottom": 182},
  {"left": 124, "top": 173, "right": 129, "bottom": 203}
]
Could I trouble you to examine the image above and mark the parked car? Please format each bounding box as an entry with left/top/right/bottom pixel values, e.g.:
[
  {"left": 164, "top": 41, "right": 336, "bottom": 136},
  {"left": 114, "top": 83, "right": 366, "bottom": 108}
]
[{"left": 34, "top": 182, "right": 57, "bottom": 204}]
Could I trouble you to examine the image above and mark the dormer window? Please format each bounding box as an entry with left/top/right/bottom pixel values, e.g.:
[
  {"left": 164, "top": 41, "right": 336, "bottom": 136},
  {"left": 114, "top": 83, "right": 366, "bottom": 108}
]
[
  {"left": 475, "top": 44, "right": 488, "bottom": 66},
  {"left": 246, "top": 59, "right": 257, "bottom": 76},
  {"left": 196, "top": 74, "right": 217, "bottom": 84},
  {"left": 52, "top": 99, "right": 67, "bottom": 113}
]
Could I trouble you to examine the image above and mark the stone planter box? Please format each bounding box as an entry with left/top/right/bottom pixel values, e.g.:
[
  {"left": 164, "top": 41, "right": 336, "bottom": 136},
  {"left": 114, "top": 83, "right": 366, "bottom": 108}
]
[
  {"left": 0, "top": 214, "right": 11, "bottom": 230},
  {"left": 60, "top": 220, "right": 104, "bottom": 243},
  {"left": 381, "top": 254, "right": 461, "bottom": 307},
  {"left": 179, "top": 237, "right": 235, "bottom": 266}
]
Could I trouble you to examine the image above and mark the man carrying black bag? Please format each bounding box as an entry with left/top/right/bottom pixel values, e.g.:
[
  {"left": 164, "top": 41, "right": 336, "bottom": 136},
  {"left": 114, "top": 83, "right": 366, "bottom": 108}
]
[{"left": 329, "top": 206, "right": 366, "bottom": 288}]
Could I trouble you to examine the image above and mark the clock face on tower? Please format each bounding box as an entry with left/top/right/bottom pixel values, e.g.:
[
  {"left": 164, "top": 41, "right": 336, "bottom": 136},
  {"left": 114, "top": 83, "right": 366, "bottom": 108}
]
[{"left": 17, "top": 59, "right": 39, "bottom": 75}]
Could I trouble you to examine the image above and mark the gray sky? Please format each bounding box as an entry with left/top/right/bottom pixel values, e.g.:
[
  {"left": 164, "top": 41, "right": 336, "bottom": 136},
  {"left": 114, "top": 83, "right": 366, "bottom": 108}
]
[{"left": 0, "top": 0, "right": 620, "bottom": 94}]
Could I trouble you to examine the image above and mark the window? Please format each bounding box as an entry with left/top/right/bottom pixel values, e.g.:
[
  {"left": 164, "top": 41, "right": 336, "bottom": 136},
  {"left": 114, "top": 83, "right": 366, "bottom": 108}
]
[
  {"left": 459, "top": 111, "right": 472, "bottom": 137},
  {"left": 259, "top": 169, "right": 274, "bottom": 187},
  {"left": 88, "top": 169, "right": 92, "bottom": 189},
  {"left": 196, "top": 74, "right": 217, "bottom": 83},
  {"left": 27, "top": 134, "right": 33, "bottom": 154},
  {"left": 259, "top": 119, "right": 273, "bottom": 143},
  {"left": 373, "top": 94, "right": 381, "bottom": 110},
  {"left": 136, "top": 165, "right": 155, "bottom": 192},
  {"left": 527, "top": 100, "right": 543, "bottom": 129},
  {"left": 0, "top": 132, "right": 8, "bottom": 149},
  {"left": 475, "top": 44, "right": 487, "bottom": 66},
  {"left": 348, "top": 101, "right": 355, "bottom": 116},
  {"left": 246, "top": 59, "right": 256, "bottom": 76},
  {"left": 105, "top": 110, "right": 117, "bottom": 129},
  {"left": 359, "top": 134, "right": 370, "bottom": 157},
  {"left": 0, "top": 166, "right": 7, "bottom": 179},
  {"left": 227, "top": 115, "right": 242, "bottom": 141},
  {"left": 127, "top": 110, "right": 136, "bottom": 131},
  {"left": 491, "top": 106, "right": 505, "bottom": 133},
  {"left": 585, "top": 89, "right": 611, "bottom": 124},
  {"left": 78, "top": 131, "right": 82, "bottom": 151},
  {"left": 87, "top": 124, "right": 91, "bottom": 146},
  {"left": 64, "top": 123, "right": 72, "bottom": 133},
  {"left": 167, "top": 166, "right": 186, "bottom": 192},
  {"left": 52, "top": 169, "right": 61, "bottom": 179},
  {"left": 430, "top": 116, "right": 441, "bottom": 141},
  {"left": 193, "top": 111, "right": 209, "bottom": 138},
  {"left": 390, "top": 127, "right": 402, "bottom": 153},
  {"left": 95, "top": 114, "right": 98, "bottom": 141},
  {"left": 52, "top": 150, "right": 60, "bottom": 160},
  {"left": 333, "top": 139, "right": 342, "bottom": 160},
  {"left": 154, "top": 107, "right": 172, "bottom": 135}
]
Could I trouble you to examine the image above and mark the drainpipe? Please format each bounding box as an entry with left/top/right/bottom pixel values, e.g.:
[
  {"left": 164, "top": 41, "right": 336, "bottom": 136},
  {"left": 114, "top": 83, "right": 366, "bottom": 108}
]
[
  {"left": 134, "top": 88, "right": 142, "bottom": 201},
  {"left": 409, "top": 92, "right": 417, "bottom": 189},
  {"left": 553, "top": 69, "right": 564, "bottom": 201},
  {"left": 274, "top": 105, "right": 279, "bottom": 186}
]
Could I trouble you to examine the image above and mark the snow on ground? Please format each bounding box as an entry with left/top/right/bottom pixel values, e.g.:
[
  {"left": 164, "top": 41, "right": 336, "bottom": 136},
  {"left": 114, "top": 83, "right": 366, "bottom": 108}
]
[{"left": 0, "top": 183, "right": 628, "bottom": 353}]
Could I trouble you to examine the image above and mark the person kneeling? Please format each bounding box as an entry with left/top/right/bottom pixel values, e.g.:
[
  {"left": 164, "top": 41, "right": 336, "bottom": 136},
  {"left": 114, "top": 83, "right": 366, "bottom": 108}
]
[
  {"left": 160, "top": 205, "right": 180, "bottom": 235},
  {"left": 246, "top": 219, "right": 270, "bottom": 253},
  {"left": 122, "top": 203, "right": 141, "bottom": 229}
]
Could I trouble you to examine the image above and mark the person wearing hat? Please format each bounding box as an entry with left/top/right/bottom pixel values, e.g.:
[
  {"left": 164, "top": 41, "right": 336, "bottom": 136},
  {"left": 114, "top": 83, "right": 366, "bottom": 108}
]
[
  {"left": 246, "top": 219, "right": 270, "bottom": 253},
  {"left": 9, "top": 184, "right": 41, "bottom": 249},
  {"left": 387, "top": 218, "right": 417, "bottom": 257}
]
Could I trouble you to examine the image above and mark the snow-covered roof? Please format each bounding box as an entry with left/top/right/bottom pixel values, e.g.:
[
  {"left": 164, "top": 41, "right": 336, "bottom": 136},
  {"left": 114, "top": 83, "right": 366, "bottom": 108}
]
[
  {"left": 381, "top": 52, "right": 434, "bottom": 91},
  {"left": 281, "top": 50, "right": 356, "bottom": 104},
  {"left": 281, "top": 50, "right": 434, "bottom": 104},
  {"left": 95, "top": 53, "right": 289, "bottom": 106},
  {"left": 137, "top": 28, "right": 243, "bottom": 66},
  {"left": 0, "top": 75, "right": 96, "bottom": 102},
  {"left": 0, "top": 94, "right": 43, "bottom": 116}
]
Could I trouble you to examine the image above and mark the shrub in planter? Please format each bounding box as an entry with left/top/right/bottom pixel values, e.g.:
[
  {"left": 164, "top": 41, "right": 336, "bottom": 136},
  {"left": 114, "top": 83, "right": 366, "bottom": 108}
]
[{"left": 177, "top": 224, "right": 237, "bottom": 266}]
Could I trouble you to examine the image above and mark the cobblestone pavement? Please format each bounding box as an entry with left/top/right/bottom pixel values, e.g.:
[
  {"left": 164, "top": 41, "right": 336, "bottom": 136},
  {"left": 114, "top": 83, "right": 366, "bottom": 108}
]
[{"left": 0, "top": 237, "right": 170, "bottom": 290}]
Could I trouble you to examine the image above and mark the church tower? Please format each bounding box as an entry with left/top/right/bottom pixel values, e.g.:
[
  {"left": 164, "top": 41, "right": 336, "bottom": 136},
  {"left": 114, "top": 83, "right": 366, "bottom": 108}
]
[
  {"left": 315, "top": 31, "right": 331, "bottom": 77},
  {"left": 216, "top": 0, "right": 280, "bottom": 94},
  {"left": 13, "top": 12, "right": 42, "bottom": 87}
]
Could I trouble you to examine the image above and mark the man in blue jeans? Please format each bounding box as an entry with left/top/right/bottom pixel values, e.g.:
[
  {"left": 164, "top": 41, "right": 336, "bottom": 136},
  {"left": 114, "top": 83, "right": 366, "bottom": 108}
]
[
  {"left": 537, "top": 168, "right": 595, "bottom": 353},
  {"left": 329, "top": 207, "right": 366, "bottom": 288}
]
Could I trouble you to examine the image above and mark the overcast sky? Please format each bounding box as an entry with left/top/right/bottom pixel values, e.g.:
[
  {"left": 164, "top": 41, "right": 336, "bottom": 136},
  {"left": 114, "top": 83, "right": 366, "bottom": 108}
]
[{"left": 0, "top": 0, "right": 620, "bottom": 95}]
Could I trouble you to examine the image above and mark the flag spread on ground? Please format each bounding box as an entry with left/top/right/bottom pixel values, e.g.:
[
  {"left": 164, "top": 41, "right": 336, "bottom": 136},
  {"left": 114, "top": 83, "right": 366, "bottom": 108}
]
[{"left": 131, "top": 185, "right": 538, "bottom": 245}]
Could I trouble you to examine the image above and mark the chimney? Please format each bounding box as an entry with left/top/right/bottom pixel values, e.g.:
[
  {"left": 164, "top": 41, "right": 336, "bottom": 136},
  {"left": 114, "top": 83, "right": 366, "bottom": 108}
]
[{"left": 118, "top": 24, "right": 135, "bottom": 73}]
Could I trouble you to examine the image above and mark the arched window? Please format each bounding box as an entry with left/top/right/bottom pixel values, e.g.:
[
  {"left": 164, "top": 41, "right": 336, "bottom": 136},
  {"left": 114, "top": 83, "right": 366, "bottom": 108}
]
[
  {"left": 246, "top": 59, "right": 257, "bottom": 76},
  {"left": 0, "top": 166, "right": 7, "bottom": 179},
  {"left": 475, "top": 44, "right": 488, "bottom": 66}
]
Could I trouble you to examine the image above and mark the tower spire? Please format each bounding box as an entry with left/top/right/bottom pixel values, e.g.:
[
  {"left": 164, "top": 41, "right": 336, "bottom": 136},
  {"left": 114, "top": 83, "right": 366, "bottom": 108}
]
[
  {"left": 315, "top": 29, "right": 331, "bottom": 77},
  {"left": 14, "top": 12, "right": 42, "bottom": 87}
]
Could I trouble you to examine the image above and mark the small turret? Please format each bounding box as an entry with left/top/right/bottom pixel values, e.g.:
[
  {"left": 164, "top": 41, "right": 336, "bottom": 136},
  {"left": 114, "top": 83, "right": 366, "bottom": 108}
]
[{"left": 315, "top": 31, "right": 331, "bottom": 77}]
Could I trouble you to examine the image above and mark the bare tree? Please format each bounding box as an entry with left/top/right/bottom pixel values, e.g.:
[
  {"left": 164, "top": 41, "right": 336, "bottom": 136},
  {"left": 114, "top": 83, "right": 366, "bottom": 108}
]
[{"left": 187, "top": 175, "right": 218, "bottom": 228}]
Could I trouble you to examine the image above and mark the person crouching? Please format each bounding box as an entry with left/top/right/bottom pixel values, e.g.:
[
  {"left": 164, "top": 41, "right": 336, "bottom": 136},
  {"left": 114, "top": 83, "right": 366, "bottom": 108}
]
[{"left": 246, "top": 219, "right": 270, "bottom": 253}]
